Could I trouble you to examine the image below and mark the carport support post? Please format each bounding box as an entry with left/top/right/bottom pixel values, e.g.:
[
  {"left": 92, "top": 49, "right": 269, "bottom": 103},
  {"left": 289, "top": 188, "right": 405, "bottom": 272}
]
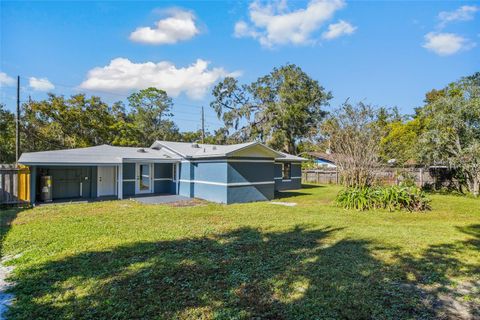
[
  {"left": 117, "top": 164, "right": 123, "bottom": 200},
  {"left": 30, "top": 166, "right": 36, "bottom": 205}
]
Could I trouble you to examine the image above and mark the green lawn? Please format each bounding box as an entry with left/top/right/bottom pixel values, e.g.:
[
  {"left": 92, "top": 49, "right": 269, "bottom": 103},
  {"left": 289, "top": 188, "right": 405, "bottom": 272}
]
[{"left": 1, "top": 184, "right": 479, "bottom": 319}]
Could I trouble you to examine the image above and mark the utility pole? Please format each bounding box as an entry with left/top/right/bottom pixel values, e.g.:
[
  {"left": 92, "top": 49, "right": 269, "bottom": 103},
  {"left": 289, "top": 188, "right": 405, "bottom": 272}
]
[
  {"left": 201, "top": 106, "right": 205, "bottom": 144},
  {"left": 16, "top": 75, "right": 20, "bottom": 163}
]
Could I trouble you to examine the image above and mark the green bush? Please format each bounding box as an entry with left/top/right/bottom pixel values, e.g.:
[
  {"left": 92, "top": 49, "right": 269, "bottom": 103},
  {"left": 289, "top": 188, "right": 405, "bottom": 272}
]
[{"left": 336, "top": 186, "right": 431, "bottom": 212}]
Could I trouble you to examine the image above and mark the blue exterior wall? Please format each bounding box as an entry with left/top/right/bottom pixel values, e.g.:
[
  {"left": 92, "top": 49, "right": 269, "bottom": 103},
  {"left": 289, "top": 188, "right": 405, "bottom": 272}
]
[
  {"left": 274, "top": 162, "right": 302, "bottom": 191},
  {"left": 177, "top": 160, "right": 278, "bottom": 204},
  {"left": 178, "top": 162, "right": 193, "bottom": 198},
  {"left": 179, "top": 161, "right": 228, "bottom": 203},
  {"left": 190, "top": 159, "right": 228, "bottom": 203},
  {"left": 154, "top": 163, "right": 175, "bottom": 194},
  {"left": 122, "top": 163, "right": 135, "bottom": 196},
  {"left": 227, "top": 161, "right": 275, "bottom": 203}
]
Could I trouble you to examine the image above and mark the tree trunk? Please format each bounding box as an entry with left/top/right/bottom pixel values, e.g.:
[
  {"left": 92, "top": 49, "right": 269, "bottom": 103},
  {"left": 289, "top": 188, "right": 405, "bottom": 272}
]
[{"left": 473, "top": 179, "right": 479, "bottom": 198}]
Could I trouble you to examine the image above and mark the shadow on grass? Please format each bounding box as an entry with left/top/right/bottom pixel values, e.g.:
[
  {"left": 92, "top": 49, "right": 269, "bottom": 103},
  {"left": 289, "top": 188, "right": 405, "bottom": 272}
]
[
  {"left": 0, "top": 207, "right": 23, "bottom": 258},
  {"left": 274, "top": 184, "right": 327, "bottom": 199},
  {"left": 7, "top": 225, "right": 480, "bottom": 319},
  {"left": 300, "top": 184, "right": 327, "bottom": 189}
]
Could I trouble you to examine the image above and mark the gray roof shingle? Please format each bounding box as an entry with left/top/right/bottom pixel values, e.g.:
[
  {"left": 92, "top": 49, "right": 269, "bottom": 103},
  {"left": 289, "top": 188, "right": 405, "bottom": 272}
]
[
  {"left": 18, "top": 141, "right": 306, "bottom": 165},
  {"left": 18, "top": 145, "right": 181, "bottom": 165}
]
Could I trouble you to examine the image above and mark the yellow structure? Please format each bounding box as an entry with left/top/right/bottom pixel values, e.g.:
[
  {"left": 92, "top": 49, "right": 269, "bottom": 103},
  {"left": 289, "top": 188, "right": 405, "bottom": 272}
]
[{"left": 17, "top": 165, "right": 30, "bottom": 202}]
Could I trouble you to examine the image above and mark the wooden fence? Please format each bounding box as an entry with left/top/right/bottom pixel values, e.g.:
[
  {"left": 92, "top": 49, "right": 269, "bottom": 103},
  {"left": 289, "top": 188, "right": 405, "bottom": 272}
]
[
  {"left": 302, "top": 167, "right": 456, "bottom": 188},
  {"left": 0, "top": 165, "right": 30, "bottom": 206}
]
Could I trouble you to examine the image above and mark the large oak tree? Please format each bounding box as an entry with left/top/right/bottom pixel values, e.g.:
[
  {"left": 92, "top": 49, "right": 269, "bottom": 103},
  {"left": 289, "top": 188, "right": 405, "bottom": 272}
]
[{"left": 210, "top": 64, "right": 331, "bottom": 154}]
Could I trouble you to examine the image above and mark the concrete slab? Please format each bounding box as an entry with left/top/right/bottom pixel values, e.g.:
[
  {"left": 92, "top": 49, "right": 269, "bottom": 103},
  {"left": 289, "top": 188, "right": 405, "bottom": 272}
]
[{"left": 131, "top": 194, "right": 195, "bottom": 205}]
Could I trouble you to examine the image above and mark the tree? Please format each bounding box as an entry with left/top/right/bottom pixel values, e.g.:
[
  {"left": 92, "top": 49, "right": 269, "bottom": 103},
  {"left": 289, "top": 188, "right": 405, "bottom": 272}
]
[
  {"left": 0, "top": 104, "right": 15, "bottom": 163},
  {"left": 380, "top": 117, "right": 426, "bottom": 165},
  {"left": 418, "top": 76, "right": 480, "bottom": 196},
  {"left": 127, "top": 88, "right": 178, "bottom": 145},
  {"left": 322, "top": 102, "right": 383, "bottom": 187},
  {"left": 210, "top": 64, "right": 331, "bottom": 154},
  {"left": 21, "top": 94, "right": 118, "bottom": 151}
]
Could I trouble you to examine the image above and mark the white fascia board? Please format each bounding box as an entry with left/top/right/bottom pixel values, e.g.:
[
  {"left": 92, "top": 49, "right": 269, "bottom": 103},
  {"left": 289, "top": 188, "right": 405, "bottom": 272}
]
[
  {"left": 178, "top": 179, "right": 274, "bottom": 187},
  {"left": 181, "top": 159, "right": 274, "bottom": 163},
  {"left": 19, "top": 162, "right": 120, "bottom": 166},
  {"left": 122, "top": 158, "right": 181, "bottom": 163}
]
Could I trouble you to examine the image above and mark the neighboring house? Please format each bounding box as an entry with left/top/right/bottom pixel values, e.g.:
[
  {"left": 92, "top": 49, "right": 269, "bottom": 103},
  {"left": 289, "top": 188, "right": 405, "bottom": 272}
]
[
  {"left": 307, "top": 152, "right": 337, "bottom": 168},
  {"left": 18, "top": 141, "right": 305, "bottom": 204}
]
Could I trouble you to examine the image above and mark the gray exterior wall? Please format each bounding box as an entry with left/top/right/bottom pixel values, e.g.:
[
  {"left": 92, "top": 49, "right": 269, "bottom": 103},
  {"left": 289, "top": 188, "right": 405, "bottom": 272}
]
[
  {"left": 154, "top": 163, "right": 175, "bottom": 194},
  {"left": 122, "top": 163, "right": 136, "bottom": 197},
  {"left": 274, "top": 162, "right": 302, "bottom": 191}
]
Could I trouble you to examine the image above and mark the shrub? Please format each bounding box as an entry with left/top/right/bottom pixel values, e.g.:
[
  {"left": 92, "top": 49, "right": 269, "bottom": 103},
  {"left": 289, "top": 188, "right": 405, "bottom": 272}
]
[{"left": 336, "top": 186, "right": 431, "bottom": 212}]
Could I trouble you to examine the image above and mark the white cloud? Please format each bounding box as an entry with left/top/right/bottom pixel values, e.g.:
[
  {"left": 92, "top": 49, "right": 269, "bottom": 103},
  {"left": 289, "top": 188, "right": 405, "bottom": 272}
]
[
  {"left": 438, "top": 5, "right": 479, "bottom": 28},
  {"left": 422, "top": 32, "right": 475, "bottom": 56},
  {"left": 0, "top": 72, "right": 15, "bottom": 87},
  {"left": 80, "top": 58, "right": 238, "bottom": 100},
  {"left": 234, "top": 0, "right": 350, "bottom": 47},
  {"left": 129, "top": 9, "right": 199, "bottom": 45},
  {"left": 322, "top": 20, "right": 356, "bottom": 40},
  {"left": 29, "top": 77, "right": 55, "bottom": 91}
]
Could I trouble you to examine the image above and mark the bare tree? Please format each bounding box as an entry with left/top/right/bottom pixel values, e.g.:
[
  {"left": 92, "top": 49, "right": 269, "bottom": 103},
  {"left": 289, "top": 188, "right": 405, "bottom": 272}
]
[{"left": 322, "top": 102, "right": 382, "bottom": 187}]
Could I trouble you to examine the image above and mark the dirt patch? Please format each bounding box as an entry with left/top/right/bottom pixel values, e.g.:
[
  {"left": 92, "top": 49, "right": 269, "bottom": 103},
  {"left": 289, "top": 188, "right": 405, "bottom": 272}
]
[{"left": 166, "top": 199, "right": 207, "bottom": 207}]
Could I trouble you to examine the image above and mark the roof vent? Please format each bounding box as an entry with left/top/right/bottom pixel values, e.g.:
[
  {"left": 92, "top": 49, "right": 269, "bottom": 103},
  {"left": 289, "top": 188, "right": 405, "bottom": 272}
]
[
  {"left": 191, "top": 143, "right": 199, "bottom": 148},
  {"left": 212, "top": 146, "right": 217, "bottom": 150},
  {"left": 137, "top": 148, "right": 147, "bottom": 153}
]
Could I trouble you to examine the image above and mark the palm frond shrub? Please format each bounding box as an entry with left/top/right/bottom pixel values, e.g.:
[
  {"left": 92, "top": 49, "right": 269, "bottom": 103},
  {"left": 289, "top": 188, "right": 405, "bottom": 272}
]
[{"left": 336, "top": 186, "right": 431, "bottom": 212}]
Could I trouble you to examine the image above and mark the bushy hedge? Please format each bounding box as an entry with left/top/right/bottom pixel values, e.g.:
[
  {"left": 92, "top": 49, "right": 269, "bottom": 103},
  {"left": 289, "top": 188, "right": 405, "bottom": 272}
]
[{"left": 336, "top": 186, "right": 431, "bottom": 212}]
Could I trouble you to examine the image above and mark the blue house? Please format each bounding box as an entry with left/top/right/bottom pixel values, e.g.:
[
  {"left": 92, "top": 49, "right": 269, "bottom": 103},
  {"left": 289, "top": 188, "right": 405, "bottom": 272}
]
[{"left": 18, "top": 141, "right": 305, "bottom": 204}]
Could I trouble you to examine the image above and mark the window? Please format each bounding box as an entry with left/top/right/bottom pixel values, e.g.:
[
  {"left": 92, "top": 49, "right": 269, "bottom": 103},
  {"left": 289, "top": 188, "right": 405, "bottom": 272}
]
[
  {"left": 282, "top": 163, "right": 291, "bottom": 180},
  {"left": 172, "top": 163, "right": 177, "bottom": 181}
]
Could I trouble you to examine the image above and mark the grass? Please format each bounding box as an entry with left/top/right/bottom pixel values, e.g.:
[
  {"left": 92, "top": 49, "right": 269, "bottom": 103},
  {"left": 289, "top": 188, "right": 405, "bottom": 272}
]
[{"left": 1, "top": 184, "right": 479, "bottom": 319}]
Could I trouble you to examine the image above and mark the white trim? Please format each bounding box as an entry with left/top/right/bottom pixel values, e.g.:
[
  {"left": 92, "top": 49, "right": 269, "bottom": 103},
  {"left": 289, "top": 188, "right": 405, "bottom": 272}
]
[
  {"left": 181, "top": 159, "right": 274, "bottom": 164},
  {"left": 291, "top": 176, "right": 302, "bottom": 179},
  {"left": 122, "top": 179, "right": 135, "bottom": 182},
  {"left": 135, "top": 163, "right": 153, "bottom": 194},
  {"left": 178, "top": 179, "right": 275, "bottom": 187},
  {"left": 282, "top": 179, "right": 292, "bottom": 182},
  {"left": 274, "top": 177, "right": 282, "bottom": 180},
  {"left": 123, "top": 159, "right": 180, "bottom": 163},
  {"left": 118, "top": 164, "right": 123, "bottom": 200},
  {"left": 153, "top": 178, "right": 172, "bottom": 181},
  {"left": 19, "top": 162, "right": 120, "bottom": 166},
  {"left": 174, "top": 163, "right": 179, "bottom": 193}
]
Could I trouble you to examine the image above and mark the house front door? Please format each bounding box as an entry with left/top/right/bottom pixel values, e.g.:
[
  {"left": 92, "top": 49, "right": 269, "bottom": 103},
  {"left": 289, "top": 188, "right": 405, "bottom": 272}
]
[
  {"left": 98, "top": 166, "right": 116, "bottom": 197},
  {"left": 136, "top": 163, "right": 152, "bottom": 194}
]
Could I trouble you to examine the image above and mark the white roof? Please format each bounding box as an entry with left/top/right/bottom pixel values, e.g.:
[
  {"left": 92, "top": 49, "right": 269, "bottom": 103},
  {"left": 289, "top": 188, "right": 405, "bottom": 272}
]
[
  {"left": 151, "top": 140, "right": 289, "bottom": 159},
  {"left": 18, "top": 141, "right": 306, "bottom": 165},
  {"left": 18, "top": 145, "right": 181, "bottom": 165}
]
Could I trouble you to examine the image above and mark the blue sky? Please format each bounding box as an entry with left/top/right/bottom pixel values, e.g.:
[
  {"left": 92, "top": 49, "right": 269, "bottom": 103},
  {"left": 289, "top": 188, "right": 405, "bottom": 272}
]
[{"left": 1, "top": 0, "right": 479, "bottom": 132}]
